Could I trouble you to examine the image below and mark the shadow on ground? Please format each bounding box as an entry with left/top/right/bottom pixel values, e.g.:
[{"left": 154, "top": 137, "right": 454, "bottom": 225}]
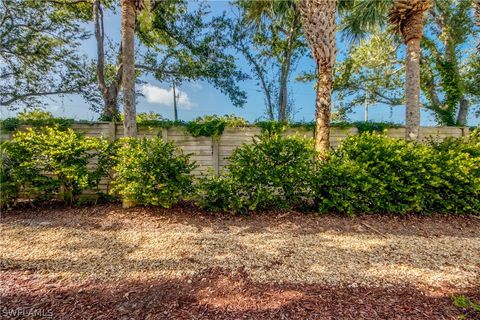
[{"left": 1, "top": 268, "right": 479, "bottom": 320}]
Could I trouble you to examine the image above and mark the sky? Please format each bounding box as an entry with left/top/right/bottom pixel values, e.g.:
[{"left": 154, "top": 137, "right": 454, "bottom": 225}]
[{"left": 1, "top": 1, "right": 478, "bottom": 126}]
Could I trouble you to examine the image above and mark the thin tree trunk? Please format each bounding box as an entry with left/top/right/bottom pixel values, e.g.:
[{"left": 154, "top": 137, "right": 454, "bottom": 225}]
[
  {"left": 456, "top": 97, "right": 469, "bottom": 126},
  {"left": 405, "top": 37, "right": 421, "bottom": 140},
  {"left": 94, "top": 0, "right": 122, "bottom": 120},
  {"left": 121, "top": 0, "right": 137, "bottom": 137},
  {"left": 173, "top": 81, "right": 178, "bottom": 121},
  {"left": 314, "top": 66, "right": 333, "bottom": 156},
  {"left": 278, "top": 63, "right": 289, "bottom": 122}
]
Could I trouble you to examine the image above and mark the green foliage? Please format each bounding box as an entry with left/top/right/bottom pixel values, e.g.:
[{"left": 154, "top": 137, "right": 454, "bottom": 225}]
[
  {"left": 186, "top": 115, "right": 247, "bottom": 137},
  {"left": 315, "top": 133, "right": 436, "bottom": 214},
  {"left": 0, "top": 109, "right": 74, "bottom": 132},
  {"left": 232, "top": 0, "right": 307, "bottom": 120},
  {"left": 315, "top": 132, "right": 480, "bottom": 215},
  {"left": 0, "top": 118, "right": 20, "bottom": 132},
  {"left": 17, "top": 107, "right": 54, "bottom": 121},
  {"left": 425, "top": 130, "right": 480, "bottom": 213},
  {"left": 353, "top": 121, "right": 402, "bottom": 133},
  {"left": 0, "top": 126, "right": 113, "bottom": 205},
  {"left": 255, "top": 121, "right": 290, "bottom": 134},
  {"left": 195, "top": 174, "right": 243, "bottom": 213},
  {"left": 195, "top": 134, "right": 317, "bottom": 212},
  {"left": 333, "top": 30, "right": 404, "bottom": 110},
  {"left": 112, "top": 137, "right": 196, "bottom": 207},
  {"left": 255, "top": 120, "right": 399, "bottom": 134},
  {"left": 0, "top": 149, "right": 19, "bottom": 208},
  {"left": 452, "top": 295, "right": 480, "bottom": 320},
  {"left": 0, "top": 0, "right": 96, "bottom": 109},
  {"left": 138, "top": 1, "right": 248, "bottom": 108}
]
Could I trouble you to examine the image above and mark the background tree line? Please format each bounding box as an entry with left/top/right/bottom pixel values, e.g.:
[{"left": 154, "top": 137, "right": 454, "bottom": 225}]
[{"left": 0, "top": 0, "right": 479, "bottom": 156}]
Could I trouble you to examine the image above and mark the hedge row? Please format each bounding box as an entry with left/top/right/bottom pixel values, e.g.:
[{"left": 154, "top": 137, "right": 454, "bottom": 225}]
[
  {"left": 1, "top": 111, "right": 405, "bottom": 137},
  {"left": 1, "top": 126, "right": 479, "bottom": 215}
]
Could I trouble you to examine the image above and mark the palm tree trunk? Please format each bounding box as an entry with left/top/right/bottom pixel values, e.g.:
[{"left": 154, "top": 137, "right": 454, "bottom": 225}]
[
  {"left": 474, "top": 0, "right": 480, "bottom": 27},
  {"left": 405, "top": 37, "right": 421, "bottom": 140},
  {"left": 121, "top": 0, "right": 137, "bottom": 137},
  {"left": 314, "top": 67, "right": 333, "bottom": 155},
  {"left": 299, "top": 0, "right": 336, "bottom": 158}
]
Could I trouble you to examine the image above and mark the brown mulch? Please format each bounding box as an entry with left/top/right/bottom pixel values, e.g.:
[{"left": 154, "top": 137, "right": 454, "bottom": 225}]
[
  {"left": 1, "top": 268, "right": 479, "bottom": 320},
  {"left": 1, "top": 204, "right": 479, "bottom": 319}
]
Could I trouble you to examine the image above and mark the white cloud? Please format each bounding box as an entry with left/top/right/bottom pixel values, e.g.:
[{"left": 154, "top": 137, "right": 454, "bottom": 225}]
[{"left": 141, "top": 84, "right": 195, "bottom": 110}]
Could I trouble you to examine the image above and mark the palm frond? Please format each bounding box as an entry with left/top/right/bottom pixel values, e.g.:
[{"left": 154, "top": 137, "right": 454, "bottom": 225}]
[{"left": 340, "top": 0, "right": 394, "bottom": 40}]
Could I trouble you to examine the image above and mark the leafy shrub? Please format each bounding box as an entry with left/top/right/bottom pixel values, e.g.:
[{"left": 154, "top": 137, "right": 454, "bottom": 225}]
[
  {"left": 196, "top": 134, "right": 317, "bottom": 212},
  {"left": 195, "top": 174, "right": 244, "bottom": 212},
  {"left": 315, "top": 133, "right": 438, "bottom": 214},
  {"left": 17, "top": 107, "right": 54, "bottom": 121},
  {"left": 315, "top": 132, "right": 480, "bottom": 215},
  {"left": 424, "top": 130, "right": 480, "bottom": 213},
  {"left": 0, "top": 149, "right": 19, "bottom": 208},
  {"left": 352, "top": 121, "right": 402, "bottom": 133},
  {"left": 1, "top": 126, "right": 113, "bottom": 205},
  {"left": 186, "top": 114, "right": 247, "bottom": 137},
  {"left": 0, "top": 108, "right": 73, "bottom": 132},
  {"left": 112, "top": 137, "right": 196, "bottom": 207}
]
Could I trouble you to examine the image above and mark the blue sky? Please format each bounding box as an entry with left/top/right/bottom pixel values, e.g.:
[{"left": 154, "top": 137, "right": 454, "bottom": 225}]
[{"left": 1, "top": 1, "right": 478, "bottom": 126}]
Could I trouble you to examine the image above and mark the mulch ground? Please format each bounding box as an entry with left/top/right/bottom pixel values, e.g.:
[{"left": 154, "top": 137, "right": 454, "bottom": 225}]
[{"left": 1, "top": 204, "right": 479, "bottom": 319}]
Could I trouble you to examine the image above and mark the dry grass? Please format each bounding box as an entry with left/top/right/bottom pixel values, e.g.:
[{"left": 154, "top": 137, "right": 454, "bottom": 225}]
[{"left": 1, "top": 205, "right": 479, "bottom": 293}]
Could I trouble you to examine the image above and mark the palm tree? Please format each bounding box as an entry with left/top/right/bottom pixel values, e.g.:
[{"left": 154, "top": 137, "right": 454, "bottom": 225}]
[
  {"left": 474, "top": 0, "right": 480, "bottom": 31},
  {"left": 299, "top": 0, "right": 337, "bottom": 157},
  {"left": 343, "top": 0, "right": 432, "bottom": 141},
  {"left": 121, "top": 0, "right": 142, "bottom": 137}
]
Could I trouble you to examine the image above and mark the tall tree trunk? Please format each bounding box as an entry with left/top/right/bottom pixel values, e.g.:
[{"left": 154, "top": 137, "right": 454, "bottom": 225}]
[
  {"left": 278, "top": 62, "right": 289, "bottom": 122},
  {"left": 121, "top": 0, "right": 137, "bottom": 137},
  {"left": 299, "top": 0, "right": 336, "bottom": 158},
  {"left": 94, "top": 0, "right": 122, "bottom": 120},
  {"left": 456, "top": 97, "right": 469, "bottom": 126},
  {"left": 405, "top": 37, "right": 421, "bottom": 140},
  {"left": 314, "top": 67, "right": 333, "bottom": 155},
  {"left": 389, "top": 0, "right": 431, "bottom": 140},
  {"left": 173, "top": 81, "right": 178, "bottom": 121}
]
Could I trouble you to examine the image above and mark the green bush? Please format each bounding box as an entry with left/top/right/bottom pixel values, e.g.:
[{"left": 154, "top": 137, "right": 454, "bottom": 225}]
[
  {"left": 424, "top": 130, "right": 480, "bottom": 213},
  {"left": 196, "top": 133, "right": 317, "bottom": 212},
  {"left": 0, "top": 108, "right": 74, "bottom": 132},
  {"left": 0, "top": 126, "right": 113, "bottom": 205},
  {"left": 314, "top": 132, "right": 480, "bottom": 215},
  {"left": 186, "top": 114, "right": 247, "bottom": 137},
  {"left": 315, "top": 133, "right": 438, "bottom": 214},
  {"left": 195, "top": 174, "right": 244, "bottom": 213},
  {"left": 0, "top": 149, "right": 19, "bottom": 208},
  {"left": 112, "top": 137, "right": 196, "bottom": 207}
]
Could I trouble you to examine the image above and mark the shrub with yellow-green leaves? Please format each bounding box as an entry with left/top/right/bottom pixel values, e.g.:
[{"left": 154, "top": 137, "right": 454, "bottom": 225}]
[{"left": 0, "top": 126, "right": 114, "bottom": 206}]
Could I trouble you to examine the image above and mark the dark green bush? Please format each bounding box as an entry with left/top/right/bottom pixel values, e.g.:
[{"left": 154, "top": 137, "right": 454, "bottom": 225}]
[
  {"left": 424, "top": 130, "right": 480, "bottom": 213},
  {"left": 186, "top": 115, "right": 247, "bottom": 137},
  {"left": 0, "top": 149, "right": 19, "bottom": 208},
  {"left": 0, "top": 126, "right": 113, "bottom": 205},
  {"left": 195, "top": 133, "right": 317, "bottom": 212},
  {"left": 112, "top": 137, "right": 196, "bottom": 207},
  {"left": 314, "top": 131, "right": 480, "bottom": 215},
  {"left": 195, "top": 174, "right": 244, "bottom": 212}
]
